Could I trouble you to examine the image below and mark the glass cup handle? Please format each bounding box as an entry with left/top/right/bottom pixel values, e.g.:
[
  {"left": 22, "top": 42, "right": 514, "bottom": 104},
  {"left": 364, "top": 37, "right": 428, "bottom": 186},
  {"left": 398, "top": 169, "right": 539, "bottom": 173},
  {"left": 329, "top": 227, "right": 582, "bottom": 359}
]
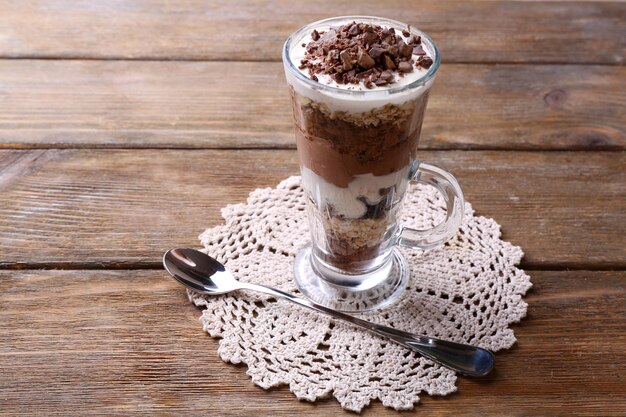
[{"left": 397, "top": 161, "right": 465, "bottom": 250}]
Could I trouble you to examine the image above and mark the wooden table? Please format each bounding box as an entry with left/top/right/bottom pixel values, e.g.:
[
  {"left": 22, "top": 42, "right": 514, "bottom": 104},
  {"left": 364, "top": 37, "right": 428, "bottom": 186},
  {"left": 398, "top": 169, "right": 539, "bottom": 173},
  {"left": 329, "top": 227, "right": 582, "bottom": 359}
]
[{"left": 1, "top": 1, "right": 624, "bottom": 415}]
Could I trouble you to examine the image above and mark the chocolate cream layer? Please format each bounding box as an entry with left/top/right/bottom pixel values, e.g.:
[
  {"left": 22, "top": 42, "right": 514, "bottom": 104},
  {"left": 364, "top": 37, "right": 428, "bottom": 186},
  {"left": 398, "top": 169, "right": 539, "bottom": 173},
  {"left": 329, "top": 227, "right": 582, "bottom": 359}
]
[{"left": 291, "top": 89, "right": 428, "bottom": 189}]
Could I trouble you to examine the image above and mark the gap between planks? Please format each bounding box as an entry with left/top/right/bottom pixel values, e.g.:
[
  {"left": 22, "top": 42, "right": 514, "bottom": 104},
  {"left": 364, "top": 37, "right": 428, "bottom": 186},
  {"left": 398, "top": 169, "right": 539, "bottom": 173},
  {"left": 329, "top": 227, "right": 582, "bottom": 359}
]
[
  {"left": 0, "top": 57, "right": 624, "bottom": 66},
  {"left": 0, "top": 146, "right": 623, "bottom": 152},
  {"left": 0, "top": 262, "right": 624, "bottom": 272}
]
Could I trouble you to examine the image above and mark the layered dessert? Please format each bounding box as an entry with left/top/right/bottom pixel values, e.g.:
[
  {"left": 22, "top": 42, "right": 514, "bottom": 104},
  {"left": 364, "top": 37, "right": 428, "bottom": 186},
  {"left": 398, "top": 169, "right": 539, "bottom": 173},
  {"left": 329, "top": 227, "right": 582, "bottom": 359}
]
[{"left": 284, "top": 18, "right": 437, "bottom": 273}]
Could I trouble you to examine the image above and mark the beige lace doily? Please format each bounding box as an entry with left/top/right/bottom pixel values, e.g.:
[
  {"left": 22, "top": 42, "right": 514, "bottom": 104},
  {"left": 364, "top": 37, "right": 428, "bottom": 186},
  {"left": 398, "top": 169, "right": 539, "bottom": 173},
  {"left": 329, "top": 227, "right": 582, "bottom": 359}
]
[{"left": 189, "top": 176, "right": 531, "bottom": 412}]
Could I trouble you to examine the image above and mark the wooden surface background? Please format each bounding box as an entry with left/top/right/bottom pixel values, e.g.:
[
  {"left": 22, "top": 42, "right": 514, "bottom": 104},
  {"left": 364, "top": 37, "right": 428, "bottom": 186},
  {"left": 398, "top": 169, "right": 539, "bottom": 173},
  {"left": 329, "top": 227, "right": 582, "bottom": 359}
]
[{"left": 0, "top": 1, "right": 624, "bottom": 416}]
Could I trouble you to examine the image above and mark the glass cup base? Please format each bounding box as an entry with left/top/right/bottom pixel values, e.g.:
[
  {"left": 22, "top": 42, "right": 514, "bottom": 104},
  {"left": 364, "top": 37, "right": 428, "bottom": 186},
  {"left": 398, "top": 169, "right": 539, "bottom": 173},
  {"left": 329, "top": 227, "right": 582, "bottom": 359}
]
[{"left": 293, "top": 247, "right": 409, "bottom": 312}]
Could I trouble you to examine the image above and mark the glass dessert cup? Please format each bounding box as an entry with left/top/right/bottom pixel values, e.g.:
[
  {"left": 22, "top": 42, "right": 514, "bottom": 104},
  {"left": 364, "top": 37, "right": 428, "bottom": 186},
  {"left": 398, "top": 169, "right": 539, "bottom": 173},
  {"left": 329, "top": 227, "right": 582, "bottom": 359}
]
[{"left": 283, "top": 16, "right": 465, "bottom": 312}]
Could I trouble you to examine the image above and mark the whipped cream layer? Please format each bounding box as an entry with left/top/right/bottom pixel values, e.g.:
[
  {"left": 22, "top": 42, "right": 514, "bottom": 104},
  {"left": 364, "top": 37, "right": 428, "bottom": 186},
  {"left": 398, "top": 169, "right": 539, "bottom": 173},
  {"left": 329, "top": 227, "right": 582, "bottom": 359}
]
[
  {"left": 301, "top": 166, "right": 410, "bottom": 219},
  {"left": 284, "top": 18, "right": 437, "bottom": 113}
]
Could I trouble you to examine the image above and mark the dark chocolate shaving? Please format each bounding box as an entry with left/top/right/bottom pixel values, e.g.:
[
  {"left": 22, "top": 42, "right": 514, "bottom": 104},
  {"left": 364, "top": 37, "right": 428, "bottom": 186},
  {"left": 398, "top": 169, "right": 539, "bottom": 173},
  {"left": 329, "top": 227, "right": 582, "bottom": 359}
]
[
  {"left": 398, "top": 61, "right": 413, "bottom": 73},
  {"left": 368, "top": 46, "right": 386, "bottom": 59},
  {"left": 419, "top": 57, "right": 434, "bottom": 69},
  {"left": 399, "top": 41, "right": 412, "bottom": 58},
  {"left": 357, "top": 49, "right": 375, "bottom": 69},
  {"left": 412, "top": 44, "right": 426, "bottom": 55},
  {"left": 362, "top": 31, "right": 377, "bottom": 46},
  {"left": 383, "top": 55, "right": 396, "bottom": 70},
  {"left": 408, "top": 35, "right": 421, "bottom": 46},
  {"left": 339, "top": 50, "right": 353, "bottom": 70}
]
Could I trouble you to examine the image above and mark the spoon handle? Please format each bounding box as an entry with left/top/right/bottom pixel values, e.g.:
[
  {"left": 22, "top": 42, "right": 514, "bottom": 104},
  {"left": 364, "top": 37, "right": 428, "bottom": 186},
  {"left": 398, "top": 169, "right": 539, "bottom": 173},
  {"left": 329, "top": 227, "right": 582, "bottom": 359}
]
[{"left": 239, "top": 282, "right": 494, "bottom": 376}]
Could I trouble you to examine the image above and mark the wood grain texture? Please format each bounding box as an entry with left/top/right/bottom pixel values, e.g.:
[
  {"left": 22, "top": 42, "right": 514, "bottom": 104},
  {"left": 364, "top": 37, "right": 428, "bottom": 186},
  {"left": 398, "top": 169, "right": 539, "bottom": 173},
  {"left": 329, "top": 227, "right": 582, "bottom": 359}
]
[
  {"left": 0, "top": 60, "right": 623, "bottom": 150},
  {"left": 1, "top": 269, "right": 624, "bottom": 416},
  {"left": 0, "top": 1, "right": 624, "bottom": 63},
  {"left": 0, "top": 149, "right": 624, "bottom": 269}
]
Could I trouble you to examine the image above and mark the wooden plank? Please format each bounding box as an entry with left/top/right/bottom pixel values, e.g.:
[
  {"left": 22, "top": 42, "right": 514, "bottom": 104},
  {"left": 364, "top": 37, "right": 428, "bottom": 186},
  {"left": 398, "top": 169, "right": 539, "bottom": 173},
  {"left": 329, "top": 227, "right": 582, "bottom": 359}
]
[
  {"left": 0, "top": 60, "right": 623, "bottom": 150},
  {"left": 0, "top": 269, "right": 624, "bottom": 416},
  {"left": 0, "top": 1, "right": 623, "bottom": 63},
  {"left": 0, "top": 149, "right": 623, "bottom": 269}
]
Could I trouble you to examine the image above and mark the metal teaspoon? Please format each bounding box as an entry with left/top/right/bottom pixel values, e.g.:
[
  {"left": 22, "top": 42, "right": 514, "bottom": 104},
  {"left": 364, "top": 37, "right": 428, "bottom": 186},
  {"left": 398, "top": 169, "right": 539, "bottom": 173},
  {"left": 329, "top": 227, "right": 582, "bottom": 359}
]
[{"left": 163, "top": 248, "right": 495, "bottom": 376}]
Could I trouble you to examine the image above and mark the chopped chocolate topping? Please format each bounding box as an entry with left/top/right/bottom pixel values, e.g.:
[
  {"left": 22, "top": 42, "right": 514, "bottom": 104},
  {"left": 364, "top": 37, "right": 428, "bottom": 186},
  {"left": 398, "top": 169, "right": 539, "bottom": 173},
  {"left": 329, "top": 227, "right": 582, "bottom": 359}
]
[
  {"left": 412, "top": 44, "right": 426, "bottom": 55},
  {"left": 419, "top": 57, "right": 433, "bottom": 69},
  {"left": 362, "top": 31, "right": 377, "bottom": 46},
  {"left": 368, "top": 45, "right": 386, "bottom": 59},
  {"left": 357, "top": 49, "right": 375, "bottom": 69},
  {"left": 380, "top": 70, "right": 393, "bottom": 81},
  {"left": 298, "top": 21, "right": 432, "bottom": 87},
  {"left": 398, "top": 41, "right": 412, "bottom": 58},
  {"left": 398, "top": 61, "right": 413, "bottom": 73},
  {"left": 383, "top": 55, "right": 396, "bottom": 70},
  {"left": 374, "top": 70, "right": 394, "bottom": 86},
  {"left": 408, "top": 35, "right": 421, "bottom": 46},
  {"left": 339, "top": 49, "right": 353, "bottom": 70}
]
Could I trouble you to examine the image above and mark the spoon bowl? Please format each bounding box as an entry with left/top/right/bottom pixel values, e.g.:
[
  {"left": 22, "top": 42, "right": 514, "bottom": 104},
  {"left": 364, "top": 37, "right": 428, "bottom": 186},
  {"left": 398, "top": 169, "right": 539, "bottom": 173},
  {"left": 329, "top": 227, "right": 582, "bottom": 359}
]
[{"left": 164, "top": 248, "right": 240, "bottom": 294}]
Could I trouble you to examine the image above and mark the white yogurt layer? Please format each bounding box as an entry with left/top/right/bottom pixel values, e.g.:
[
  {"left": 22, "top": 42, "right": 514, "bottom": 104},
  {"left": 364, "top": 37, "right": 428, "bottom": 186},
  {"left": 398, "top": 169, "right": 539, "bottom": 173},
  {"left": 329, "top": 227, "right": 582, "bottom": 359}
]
[
  {"left": 301, "top": 166, "right": 410, "bottom": 219},
  {"left": 285, "top": 21, "right": 436, "bottom": 113}
]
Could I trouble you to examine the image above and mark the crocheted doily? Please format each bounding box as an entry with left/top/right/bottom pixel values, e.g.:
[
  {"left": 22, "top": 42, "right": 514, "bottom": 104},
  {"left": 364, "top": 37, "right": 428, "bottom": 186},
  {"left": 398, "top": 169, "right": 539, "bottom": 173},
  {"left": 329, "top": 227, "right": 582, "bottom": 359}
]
[{"left": 189, "top": 176, "right": 531, "bottom": 412}]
